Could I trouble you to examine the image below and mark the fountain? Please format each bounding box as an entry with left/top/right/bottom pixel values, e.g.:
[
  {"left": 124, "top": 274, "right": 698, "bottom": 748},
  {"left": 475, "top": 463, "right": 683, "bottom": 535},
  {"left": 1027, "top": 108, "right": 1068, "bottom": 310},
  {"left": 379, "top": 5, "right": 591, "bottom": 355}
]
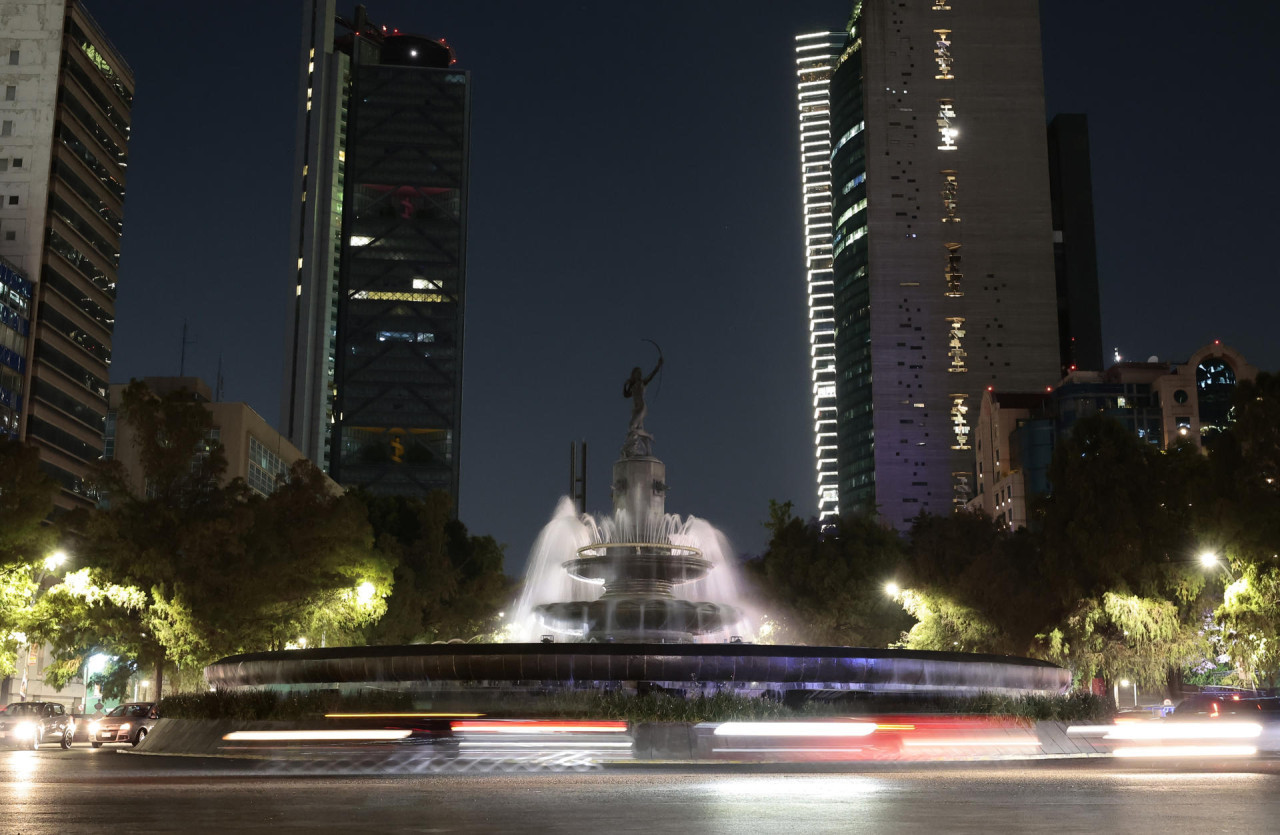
[
  {"left": 205, "top": 354, "right": 1071, "bottom": 699},
  {"left": 513, "top": 355, "right": 748, "bottom": 643}
]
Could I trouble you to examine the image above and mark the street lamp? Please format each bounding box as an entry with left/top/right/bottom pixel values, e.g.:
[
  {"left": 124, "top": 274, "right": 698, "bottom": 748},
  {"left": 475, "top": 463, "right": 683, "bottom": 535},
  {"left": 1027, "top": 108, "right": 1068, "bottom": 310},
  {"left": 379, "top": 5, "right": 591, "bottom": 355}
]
[
  {"left": 43, "top": 550, "right": 68, "bottom": 572},
  {"left": 356, "top": 581, "right": 376, "bottom": 602},
  {"left": 1199, "top": 551, "right": 1238, "bottom": 582},
  {"left": 884, "top": 582, "right": 900, "bottom": 598},
  {"left": 1116, "top": 679, "right": 1138, "bottom": 708}
]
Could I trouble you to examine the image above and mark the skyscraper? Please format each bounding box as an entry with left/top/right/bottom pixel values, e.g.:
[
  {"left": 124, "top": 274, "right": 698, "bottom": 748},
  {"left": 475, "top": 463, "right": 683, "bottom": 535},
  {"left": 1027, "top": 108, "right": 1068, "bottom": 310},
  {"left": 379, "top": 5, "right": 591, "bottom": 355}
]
[
  {"left": 283, "top": 1, "right": 470, "bottom": 503},
  {"left": 1047, "top": 113, "right": 1103, "bottom": 375},
  {"left": 794, "top": 31, "right": 848, "bottom": 523},
  {"left": 0, "top": 0, "right": 131, "bottom": 509},
  {"left": 808, "top": 1, "right": 1060, "bottom": 528}
]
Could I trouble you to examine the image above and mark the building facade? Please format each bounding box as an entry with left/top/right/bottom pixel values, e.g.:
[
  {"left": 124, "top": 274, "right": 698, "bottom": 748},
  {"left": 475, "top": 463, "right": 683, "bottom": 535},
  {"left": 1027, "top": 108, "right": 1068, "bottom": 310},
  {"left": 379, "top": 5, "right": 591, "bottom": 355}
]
[
  {"left": 813, "top": 0, "right": 1060, "bottom": 528},
  {"left": 1047, "top": 113, "right": 1102, "bottom": 375},
  {"left": 794, "top": 31, "right": 849, "bottom": 521},
  {"left": 0, "top": 0, "right": 131, "bottom": 508},
  {"left": 0, "top": 256, "right": 32, "bottom": 436},
  {"left": 970, "top": 342, "right": 1258, "bottom": 529},
  {"left": 282, "top": 1, "right": 469, "bottom": 504},
  {"left": 106, "top": 377, "right": 334, "bottom": 498}
]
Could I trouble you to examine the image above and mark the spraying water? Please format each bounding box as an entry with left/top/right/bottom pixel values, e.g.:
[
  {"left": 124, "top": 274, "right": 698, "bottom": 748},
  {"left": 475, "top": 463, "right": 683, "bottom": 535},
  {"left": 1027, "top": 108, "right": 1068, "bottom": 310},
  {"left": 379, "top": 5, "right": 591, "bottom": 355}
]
[{"left": 506, "top": 496, "right": 756, "bottom": 643}]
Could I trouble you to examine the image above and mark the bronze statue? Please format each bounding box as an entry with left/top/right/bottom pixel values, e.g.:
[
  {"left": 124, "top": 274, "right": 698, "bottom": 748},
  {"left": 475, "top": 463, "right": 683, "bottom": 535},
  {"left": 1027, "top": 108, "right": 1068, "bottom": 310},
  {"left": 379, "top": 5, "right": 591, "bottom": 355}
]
[{"left": 621, "top": 347, "right": 663, "bottom": 457}]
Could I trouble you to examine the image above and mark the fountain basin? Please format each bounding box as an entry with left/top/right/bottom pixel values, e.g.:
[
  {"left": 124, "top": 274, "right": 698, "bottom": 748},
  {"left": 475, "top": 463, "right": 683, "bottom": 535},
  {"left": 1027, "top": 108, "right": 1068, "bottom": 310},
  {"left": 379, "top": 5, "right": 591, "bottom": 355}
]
[{"left": 205, "top": 643, "right": 1071, "bottom": 696}]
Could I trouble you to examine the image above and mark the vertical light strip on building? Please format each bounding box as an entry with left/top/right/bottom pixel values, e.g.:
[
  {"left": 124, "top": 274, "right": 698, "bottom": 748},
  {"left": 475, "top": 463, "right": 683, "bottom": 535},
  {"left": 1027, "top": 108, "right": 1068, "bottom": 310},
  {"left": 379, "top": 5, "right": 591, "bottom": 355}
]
[
  {"left": 795, "top": 32, "right": 847, "bottom": 521},
  {"left": 933, "top": 2, "right": 970, "bottom": 508}
]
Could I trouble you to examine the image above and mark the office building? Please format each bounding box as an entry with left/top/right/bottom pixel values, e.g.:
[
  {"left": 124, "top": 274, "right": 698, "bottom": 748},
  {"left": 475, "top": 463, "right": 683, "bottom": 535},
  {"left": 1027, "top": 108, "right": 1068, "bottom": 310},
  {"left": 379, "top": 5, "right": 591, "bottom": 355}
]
[
  {"left": 1047, "top": 114, "right": 1102, "bottom": 374},
  {"left": 0, "top": 0, "right": 131, "bottom": 508},
  {"left": 804, "top": 1, "right": 1061, "bottom": 528},
  {"left": 794, "top": 31, "right": 850, "bottom": 521},
  {"left": 282, "top": 1, "right": 469, "bottom": 504},
  {"left": 106, "top": 376, "right": 337, "bottom": 498},
  {"left": 970, "top": 341, "right": 1258, "bottom": 529}
]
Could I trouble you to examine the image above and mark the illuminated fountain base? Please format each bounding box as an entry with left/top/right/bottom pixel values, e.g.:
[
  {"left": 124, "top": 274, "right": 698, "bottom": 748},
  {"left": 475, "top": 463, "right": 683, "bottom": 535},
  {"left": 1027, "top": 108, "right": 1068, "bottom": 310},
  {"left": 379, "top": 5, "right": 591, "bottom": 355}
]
[{"left": 205, "top": 642, "right": 1071, "bottom": 699}]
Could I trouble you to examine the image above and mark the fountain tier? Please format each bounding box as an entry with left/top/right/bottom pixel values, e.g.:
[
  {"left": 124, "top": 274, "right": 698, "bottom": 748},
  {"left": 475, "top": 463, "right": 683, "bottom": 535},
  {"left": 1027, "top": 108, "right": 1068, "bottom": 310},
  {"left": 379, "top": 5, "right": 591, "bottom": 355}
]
[{"left": 530, "top": 453, "right": 740, "bottom": 642}]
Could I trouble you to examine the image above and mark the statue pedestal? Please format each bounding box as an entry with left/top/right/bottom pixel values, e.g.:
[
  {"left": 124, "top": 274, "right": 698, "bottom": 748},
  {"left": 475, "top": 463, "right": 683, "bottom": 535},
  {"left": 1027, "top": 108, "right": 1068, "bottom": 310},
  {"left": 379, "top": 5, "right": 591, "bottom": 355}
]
[{"left": 611, "top": 455, "right": 666, "bottom": 539}]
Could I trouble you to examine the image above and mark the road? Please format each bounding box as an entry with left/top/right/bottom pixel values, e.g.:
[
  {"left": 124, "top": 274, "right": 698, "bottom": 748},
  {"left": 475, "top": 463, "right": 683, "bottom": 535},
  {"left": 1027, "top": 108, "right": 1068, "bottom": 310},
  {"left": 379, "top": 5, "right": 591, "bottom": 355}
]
[{"left": 4, "top": 746, "right": 1280, "bottom": 833}]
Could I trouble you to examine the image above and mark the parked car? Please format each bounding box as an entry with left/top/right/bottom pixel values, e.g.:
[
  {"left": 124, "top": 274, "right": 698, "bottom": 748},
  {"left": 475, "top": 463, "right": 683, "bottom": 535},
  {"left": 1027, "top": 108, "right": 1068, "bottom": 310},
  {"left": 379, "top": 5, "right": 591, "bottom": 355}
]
[
  {"left": 0, "top": 701, "right": 75, "bottom": 749},
  {"left": 88, "top": 702, "right": 158, "bottom": 748}
]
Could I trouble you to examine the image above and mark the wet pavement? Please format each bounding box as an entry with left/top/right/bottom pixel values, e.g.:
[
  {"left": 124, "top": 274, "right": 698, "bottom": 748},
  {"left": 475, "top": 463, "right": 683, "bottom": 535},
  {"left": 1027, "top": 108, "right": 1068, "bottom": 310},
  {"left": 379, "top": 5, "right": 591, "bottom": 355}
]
[{"left": 3, "top": 745, "right": 1279, "bottom": 833}]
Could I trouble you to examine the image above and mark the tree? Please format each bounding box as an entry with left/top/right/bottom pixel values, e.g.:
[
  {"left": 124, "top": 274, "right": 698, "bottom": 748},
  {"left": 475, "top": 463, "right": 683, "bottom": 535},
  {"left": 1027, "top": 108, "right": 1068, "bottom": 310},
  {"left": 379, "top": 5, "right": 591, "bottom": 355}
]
[
  {"left": 1039, "top": 592, "right": 1208, "bottom": 691},
  {"left": 899, "top": 511, "right": 1052, "bottom": 655},
  {"left": 745, "top": 501, "right": 912, "bottom": 646},
  {"left": 360, "top": 491, "right": 510, "bottom": 645},
  {"left": 0, "top": 437, "right": 59, "bottom": 568},
  {"left": 1214, "top": 564, "right": 1280, "bottom": 689},
  {"left": 44, "top": 381, "right": 392, "bottom": 695},
  {"left": 0, "top": 438, "right": 60, "bottom": 681}
]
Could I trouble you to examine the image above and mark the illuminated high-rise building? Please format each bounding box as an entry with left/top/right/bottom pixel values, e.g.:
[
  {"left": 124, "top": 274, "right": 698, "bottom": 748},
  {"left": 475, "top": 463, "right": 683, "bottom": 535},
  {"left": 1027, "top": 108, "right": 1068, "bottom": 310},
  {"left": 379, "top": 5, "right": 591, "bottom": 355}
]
[
  {"left": 804, "top": 1, "right": 1060, "bottom": 528},
  {"left": 794, "top": 32, "right": 847, "bottom": 522},
  {"left": 283, "top": 1, "right": 469, "bottom": 502},
  {"left": 0, "top": 0, "right": 130, "bottom": 509}
]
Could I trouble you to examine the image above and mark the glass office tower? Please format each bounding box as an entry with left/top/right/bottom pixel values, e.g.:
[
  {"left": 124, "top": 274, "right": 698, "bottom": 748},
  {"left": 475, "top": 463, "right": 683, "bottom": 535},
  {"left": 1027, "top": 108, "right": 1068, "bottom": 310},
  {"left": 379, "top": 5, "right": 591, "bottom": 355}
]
[{"left": 284, "top": 1, "right": 469, "bottom": 502}]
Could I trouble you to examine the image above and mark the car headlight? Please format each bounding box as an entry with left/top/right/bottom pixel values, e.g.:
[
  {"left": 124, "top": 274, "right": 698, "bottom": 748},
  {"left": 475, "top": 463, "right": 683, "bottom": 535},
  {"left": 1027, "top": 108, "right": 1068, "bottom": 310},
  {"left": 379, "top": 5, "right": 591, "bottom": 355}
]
[
  {"left": 118, "top": 723, "right": 131, "bottom": 732},
  {"left": 88, "top": 721, "right": 101, "bottom": 735},
  {"left": 14, "top": 722, "right": 36, "bottom": 738}
]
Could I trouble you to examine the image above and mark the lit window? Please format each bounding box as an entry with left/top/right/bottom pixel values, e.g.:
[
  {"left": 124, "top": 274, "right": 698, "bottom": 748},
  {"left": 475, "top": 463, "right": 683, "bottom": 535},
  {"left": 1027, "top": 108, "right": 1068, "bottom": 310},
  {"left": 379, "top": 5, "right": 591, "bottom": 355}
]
[
  {"left": 936, "top": 99, "right": 958, "bottom": 150},
  {"left": 934, "top": 30, "right": 954, "bottom": 79},
  {"left": 349, "top": 236, "right": 373, "bottom": 246},
  {"left": 946, "top": 317, "right": 967, "bottom": 372},
  {"left": 950, "top": 394, "right": 971, "bottom": 450},
  {"left": 941, "top": 170, "right": 960, "bottom": 222},
  {"left": 944, "top": 243, "right": 963, "bottom": 296}
]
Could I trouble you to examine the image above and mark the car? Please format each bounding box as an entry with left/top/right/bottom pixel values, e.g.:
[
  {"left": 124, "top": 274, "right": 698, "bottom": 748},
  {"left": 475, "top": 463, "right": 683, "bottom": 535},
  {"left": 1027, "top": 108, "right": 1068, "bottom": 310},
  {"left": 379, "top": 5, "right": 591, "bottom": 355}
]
[
  {"left": 0, "top": 701, "right": 75, "bottom": 749},
  {"left": 87, "top": 702, "right": 158, "bottom": 748}
]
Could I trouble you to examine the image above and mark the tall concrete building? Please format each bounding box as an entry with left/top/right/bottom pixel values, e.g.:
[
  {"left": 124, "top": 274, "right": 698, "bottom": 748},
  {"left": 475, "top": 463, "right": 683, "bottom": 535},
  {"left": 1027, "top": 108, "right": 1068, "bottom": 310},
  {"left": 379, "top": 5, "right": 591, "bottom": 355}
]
[
  {"left": 0, "top": 0, "right": 131, "bottom": 509},
  {"left": 801, "top": 1, "right": 1060, "bottom": 528},
  {"left": 282, "top": 1, "right": 469, "bottom": 503}
]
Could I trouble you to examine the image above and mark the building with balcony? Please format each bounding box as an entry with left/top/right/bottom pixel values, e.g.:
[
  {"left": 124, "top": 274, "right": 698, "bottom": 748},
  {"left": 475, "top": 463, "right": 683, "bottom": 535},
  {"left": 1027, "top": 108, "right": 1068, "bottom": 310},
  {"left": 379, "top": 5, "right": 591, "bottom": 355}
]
[{"left": 0, "top": 0, "right": 131, "bottom": 508}]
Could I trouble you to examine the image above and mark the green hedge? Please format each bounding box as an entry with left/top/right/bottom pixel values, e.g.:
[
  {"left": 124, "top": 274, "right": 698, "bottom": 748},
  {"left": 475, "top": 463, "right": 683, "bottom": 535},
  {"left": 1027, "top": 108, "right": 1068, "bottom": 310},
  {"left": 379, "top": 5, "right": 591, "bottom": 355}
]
[
  {"left": 157, "top": 688, "right": 1110, "bottom": 723},
  {"left": 157, "top": 689, "right": 414, "bottom": 721}
]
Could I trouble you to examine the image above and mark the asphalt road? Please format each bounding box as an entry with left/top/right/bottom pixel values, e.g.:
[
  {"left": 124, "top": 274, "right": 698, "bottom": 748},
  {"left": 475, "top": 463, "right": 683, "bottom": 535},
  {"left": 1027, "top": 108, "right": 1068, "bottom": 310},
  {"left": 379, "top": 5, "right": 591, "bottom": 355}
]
[{"left": 4, "top": 746, "right": 1280, "bottom": 833}]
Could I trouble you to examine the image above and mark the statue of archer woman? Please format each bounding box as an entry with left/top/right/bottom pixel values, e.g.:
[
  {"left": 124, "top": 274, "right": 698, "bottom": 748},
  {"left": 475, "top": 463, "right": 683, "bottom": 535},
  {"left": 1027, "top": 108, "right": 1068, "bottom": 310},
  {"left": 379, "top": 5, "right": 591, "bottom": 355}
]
[{"left": 621, "top": 348, "right": 663, "bottom": 457}]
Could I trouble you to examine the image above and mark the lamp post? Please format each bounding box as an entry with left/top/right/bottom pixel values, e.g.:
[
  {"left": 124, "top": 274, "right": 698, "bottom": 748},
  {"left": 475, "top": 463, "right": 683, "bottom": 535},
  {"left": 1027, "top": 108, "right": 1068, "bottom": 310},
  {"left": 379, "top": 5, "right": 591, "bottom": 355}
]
[{"left": 17, "top": 550, "right": 72, "bottom": 700}]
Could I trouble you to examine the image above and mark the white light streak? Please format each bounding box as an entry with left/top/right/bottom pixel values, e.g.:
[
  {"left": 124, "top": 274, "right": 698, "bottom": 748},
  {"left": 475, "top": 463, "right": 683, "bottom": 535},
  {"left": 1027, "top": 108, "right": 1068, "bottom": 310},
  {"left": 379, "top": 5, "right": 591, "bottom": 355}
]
[
  {"left": 222, "top": 730, "right": 412, "bottom": 741},
  {"left": 714, "top": 721, "right": 876, "bottom": 738},
  {"left": 1114, "top": 745, "right": 1257, "bottom": 758}
]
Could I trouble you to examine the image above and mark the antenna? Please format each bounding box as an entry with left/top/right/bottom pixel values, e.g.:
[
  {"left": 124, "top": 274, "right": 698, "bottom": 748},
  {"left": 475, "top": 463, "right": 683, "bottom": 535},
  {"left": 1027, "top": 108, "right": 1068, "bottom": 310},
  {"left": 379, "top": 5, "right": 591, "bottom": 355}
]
[
  {"left": 215, "top": 354, "right": 225, "bottom": 402},
  {"left": 179, "top": 320, "right": 196, "bottom": 376},
  {"left": 569, "top": 440, "right": 587, "bottom": 514}
]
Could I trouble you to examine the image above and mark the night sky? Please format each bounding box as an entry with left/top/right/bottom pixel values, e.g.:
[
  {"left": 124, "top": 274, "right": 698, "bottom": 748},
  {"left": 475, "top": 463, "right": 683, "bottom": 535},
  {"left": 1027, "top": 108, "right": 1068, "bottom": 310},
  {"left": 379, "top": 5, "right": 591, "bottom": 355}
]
[{"left": 89, "top": 1, "right": 1278, "bottom": 574}]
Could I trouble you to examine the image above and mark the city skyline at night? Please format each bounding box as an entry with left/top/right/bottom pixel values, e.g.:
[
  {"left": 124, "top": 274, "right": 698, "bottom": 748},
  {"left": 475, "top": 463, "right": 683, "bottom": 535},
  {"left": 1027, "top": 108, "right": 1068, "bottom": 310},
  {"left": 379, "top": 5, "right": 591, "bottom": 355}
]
[{"left": 72, "top": 1, "right": 1279, "bottom": 570}]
